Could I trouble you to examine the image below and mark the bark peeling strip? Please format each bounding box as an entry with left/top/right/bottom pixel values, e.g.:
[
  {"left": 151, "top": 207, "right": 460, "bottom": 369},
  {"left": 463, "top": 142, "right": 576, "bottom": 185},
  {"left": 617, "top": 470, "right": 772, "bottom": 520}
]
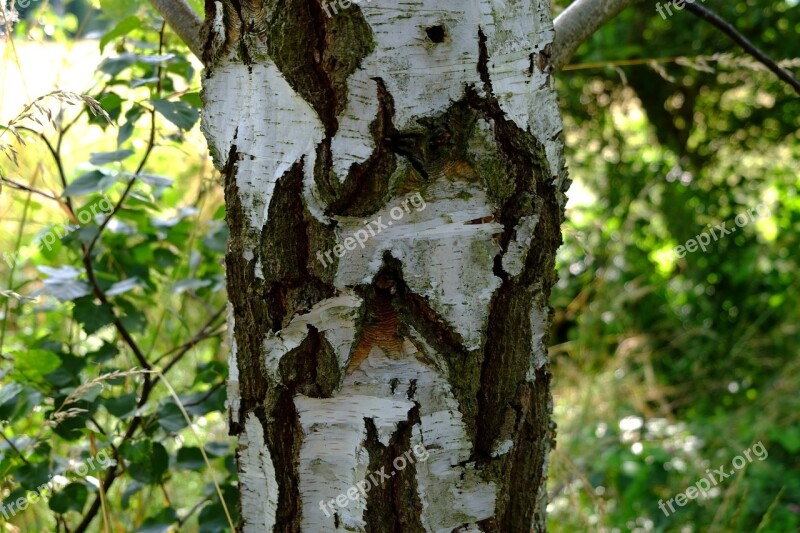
[
  {"left": 240, "top": 412, "right": 279, "bottom": 532},
  {"left": 528, "top": 298, "right": 550, "bottom": 381},
  {"left": 201, "top": 61, "right": 327, "bottom": 279},
  {"left": 263, "top": 291, "right": 363, "bottom": 382},
  {"left": 226, "top": 301, "right": 240, "bottom": 422},
  {"left": 502, "top": 214, "right": 540, "bottom": 277},
  {"left": 335, "top": 181, "right": 503, "bottom": 352}
]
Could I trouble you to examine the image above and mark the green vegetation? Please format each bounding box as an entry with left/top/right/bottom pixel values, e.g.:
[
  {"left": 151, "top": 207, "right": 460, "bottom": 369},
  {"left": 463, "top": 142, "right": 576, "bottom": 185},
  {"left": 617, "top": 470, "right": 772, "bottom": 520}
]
[
  {"left": 549, "top": 1, "right": 799, "bottom": 530},
  {"left": 1, "top": 3, "right": 234, "bottom": 531}
]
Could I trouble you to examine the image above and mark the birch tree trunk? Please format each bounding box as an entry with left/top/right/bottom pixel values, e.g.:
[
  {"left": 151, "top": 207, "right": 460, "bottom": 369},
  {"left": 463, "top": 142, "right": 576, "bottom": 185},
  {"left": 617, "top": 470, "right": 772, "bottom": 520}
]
[{"left": 200, "top": 0, "right": 569, "bottom": 530}]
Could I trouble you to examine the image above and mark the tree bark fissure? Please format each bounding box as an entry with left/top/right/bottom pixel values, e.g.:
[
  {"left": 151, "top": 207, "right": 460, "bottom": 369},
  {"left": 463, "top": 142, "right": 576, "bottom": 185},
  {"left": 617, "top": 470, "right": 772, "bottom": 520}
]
[{"left": 201, "top": 0, "right": 568, "bottom": 530}]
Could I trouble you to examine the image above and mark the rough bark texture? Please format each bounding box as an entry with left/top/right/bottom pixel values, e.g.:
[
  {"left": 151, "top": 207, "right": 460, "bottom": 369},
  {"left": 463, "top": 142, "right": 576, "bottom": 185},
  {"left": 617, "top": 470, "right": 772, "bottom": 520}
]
[{"left": 200, "top": 0, "right": 569, "bottom": 530}]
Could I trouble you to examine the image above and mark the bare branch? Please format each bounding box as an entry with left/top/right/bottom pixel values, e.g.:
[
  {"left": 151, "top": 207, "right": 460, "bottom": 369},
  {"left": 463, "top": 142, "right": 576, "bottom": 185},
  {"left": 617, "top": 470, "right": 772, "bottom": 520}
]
[
  {"left": 684, "top": 2, "right": 800, "bottom": 95},
  {"left": 552, "top": 0, "right": 800, "bottom": 96},
  {"left": 552, "top": 0, "right": 642, "bottom": 72},
  {"left": 148, "top": 0, "right": 204, "bottom": 59}
]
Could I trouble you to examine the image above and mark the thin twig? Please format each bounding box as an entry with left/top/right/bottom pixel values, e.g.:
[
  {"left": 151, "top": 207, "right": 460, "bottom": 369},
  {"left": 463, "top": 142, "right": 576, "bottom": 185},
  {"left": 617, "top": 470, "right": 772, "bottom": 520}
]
[
  {"left": 0, "top": 429, "right": 30, "bottom": 465},
  {"left": 0, "top": 175, "right": 59, "bottom": 201},
  {"left": 147, "top": 0, "right": 204, "bottom": 58},
  {"left": 684, "top": 2, "right": 800, "bottom": 95},
  {"left": 178, "top": 494, "right": 215, "bottom": 526},
  {"left": 158, "top": 306, "right": 226, "bottom": 372},
  {"left": 83, "top": 24, "right": 166, "bottom": 258}
]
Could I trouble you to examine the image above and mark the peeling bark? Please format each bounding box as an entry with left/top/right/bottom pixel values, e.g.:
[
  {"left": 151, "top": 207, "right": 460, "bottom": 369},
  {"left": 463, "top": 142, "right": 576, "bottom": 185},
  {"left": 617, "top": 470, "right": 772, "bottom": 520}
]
[{"left": 201, "top": 0, "right": 568, "bottom": 530}]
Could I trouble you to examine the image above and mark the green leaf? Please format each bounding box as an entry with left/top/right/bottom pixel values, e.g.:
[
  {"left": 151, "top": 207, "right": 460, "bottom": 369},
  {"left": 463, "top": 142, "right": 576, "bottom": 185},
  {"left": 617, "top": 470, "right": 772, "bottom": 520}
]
[
  {"left": 120, "top": 440, "right": 169, "bottom": 484},
  {"left": 98, "top": 53, "right": 138, "bottom": 77},
  {"left": 153, "top": 249, "right": 180, "bottom": 269},
  {"left": 176, "top": 447, "right": 206, "bottom": 470},
  {"left": 131, "top": 77, "right": 160, "bottom": 89},
  {"left": 49, "top": 483, "right": 89, "bottom": 513},
  {"left": 104, "top": 392, "right": 137, "bottom": 418},
  {"left": 63, "top": 170, "right": 119, "bottom": 197},
  {"left": 151, "top": 99, "right": 199, "bottom": 131},
  {"left": 138, "top": 173, "right": 174, "bottom": 189},
  {"left": 87, "top": 342, "right": 119, "bottom": 364},
  {"left": 12, "top": 350, "right": 62, "bottom": 381},
  {"left": 73, "top": 297, "right": 116, "bottom": 335},
  {"left": 173, "top": 279, "right": 212, "bottom": 294},
  {"left": 194, "top": 361, "right": 226, "bottom": 385},
  {"left": 90, "top": 149, "right": 135, "bottom": 165},
  {"left": 198, "top": 503, "right": 231, "bottom": 533},
  {"left": 106, "top": 277, "right": 142, "bottom": 297},
  {"left": 37, "top": 266, "right": 91, "bottom": 301},
  {"left": 121, "top": 480, "right": 144, "bottom": 509},
  {"left": 136, "top": 508, "right": 178, "bottom": 533},
  {"left": 157, "top": 400, "right": 188, "bottom": 433},
  {"left": 91, "top": 92, "right": 123, "bottom": 124},
  {"left": 40, "top": 279, "right": 91, "bottom": 302},
  {"left": 205, "top": 441, "right": 231, "bottom": 458},
  {"left": 116, "top": 298, "right": 147, "bottom": 333},
  {"left": 180, "top": 91, "right": 202, "bottom": 108},
  {"left": 198, "top": 486, "right": 238, "bottom": 533},
  {"left": 38, "top": 265, "right": 82, "bottom": 279},
  {"left": 166, "top": 56, "right": 195, "bottom": 82},
  {"left": 16, "top": 461, "right": 52, "bottom": 487},
  {"left": 52, "top": 399, "right": 97, "bottom": 441},
  {"left": 202, "top": 222, "right": 229, "bottom": 253},
  {"left": 770, "top": 427, "right": 800, "bottom": 453},
  {"left": 100, "top": 16, "right": 142, "bottom": 53},
  {"left": 138, "top": 54, "right": 176, "bottom": 65},
  {"left": 46, "top": 353, "right": 88, "bottom": 388},
  {"left": 181, "top": 388, "right": 225, "bottom": 417},
  {"left": 0, "top": 383, "right": 43, "bottom": 424},
  {"left": 118, "top": 106, "right": 143, "bottom": 146}
]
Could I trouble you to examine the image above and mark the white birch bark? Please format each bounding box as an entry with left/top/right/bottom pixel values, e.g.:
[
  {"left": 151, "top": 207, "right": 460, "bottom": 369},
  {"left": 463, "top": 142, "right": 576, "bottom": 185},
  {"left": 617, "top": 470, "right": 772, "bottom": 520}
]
[{"left": 201, "top": 0, "right": 568, "bottom": 530}]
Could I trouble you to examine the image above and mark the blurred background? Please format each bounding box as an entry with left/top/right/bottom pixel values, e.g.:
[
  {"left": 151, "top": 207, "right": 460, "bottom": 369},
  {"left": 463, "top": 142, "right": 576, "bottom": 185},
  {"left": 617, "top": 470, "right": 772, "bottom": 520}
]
[{"left": 0, "top": 0, "right": 797, "bottom": 531}]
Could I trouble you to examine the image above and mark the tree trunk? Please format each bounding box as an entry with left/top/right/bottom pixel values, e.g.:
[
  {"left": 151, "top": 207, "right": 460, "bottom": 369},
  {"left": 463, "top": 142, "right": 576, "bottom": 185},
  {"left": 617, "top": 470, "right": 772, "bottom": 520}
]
[{"left": 200, "top": 0, "right": 569, "bottom": 530}]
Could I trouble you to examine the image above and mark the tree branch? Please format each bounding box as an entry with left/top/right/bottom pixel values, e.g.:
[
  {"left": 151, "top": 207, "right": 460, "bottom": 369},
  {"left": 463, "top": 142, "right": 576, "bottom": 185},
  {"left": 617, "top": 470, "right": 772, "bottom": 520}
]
[
  {"left": 147, "top": 0, "right": 204, "bottom": 59},
  {"left": 552, "top": 0, "right": 642, "bottom": 72},
  {"left": 684, "top": 2, "right": 800, "bottom": 95},
  {"left": 552, "top": 0, "right": 800, "bottom": 96}
]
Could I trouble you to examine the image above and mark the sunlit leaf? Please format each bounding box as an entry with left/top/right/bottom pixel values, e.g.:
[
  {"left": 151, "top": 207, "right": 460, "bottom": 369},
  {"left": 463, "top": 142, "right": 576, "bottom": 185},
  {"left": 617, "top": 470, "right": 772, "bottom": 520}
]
[{"left": 63, "top": 170, "right": 119, "bottom": 197}]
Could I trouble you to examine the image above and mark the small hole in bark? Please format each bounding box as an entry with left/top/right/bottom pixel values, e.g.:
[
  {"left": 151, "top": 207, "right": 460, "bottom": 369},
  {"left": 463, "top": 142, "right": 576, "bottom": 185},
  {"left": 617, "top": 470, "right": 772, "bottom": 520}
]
[{"left": 425, "top": 25, "right": 446, "bottom": 43}]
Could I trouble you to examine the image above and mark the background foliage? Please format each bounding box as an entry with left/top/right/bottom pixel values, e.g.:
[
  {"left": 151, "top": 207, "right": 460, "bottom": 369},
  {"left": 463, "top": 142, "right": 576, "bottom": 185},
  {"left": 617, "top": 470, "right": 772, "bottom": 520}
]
[
  {"left": 549, "top": 1, "right": 799, "bottom": 531},
  {"left": 0, "top": 0, "right": 797, "bottom": 531},
  {"left": 1, "top": 2, "right": 234, "bottom": 531}
]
